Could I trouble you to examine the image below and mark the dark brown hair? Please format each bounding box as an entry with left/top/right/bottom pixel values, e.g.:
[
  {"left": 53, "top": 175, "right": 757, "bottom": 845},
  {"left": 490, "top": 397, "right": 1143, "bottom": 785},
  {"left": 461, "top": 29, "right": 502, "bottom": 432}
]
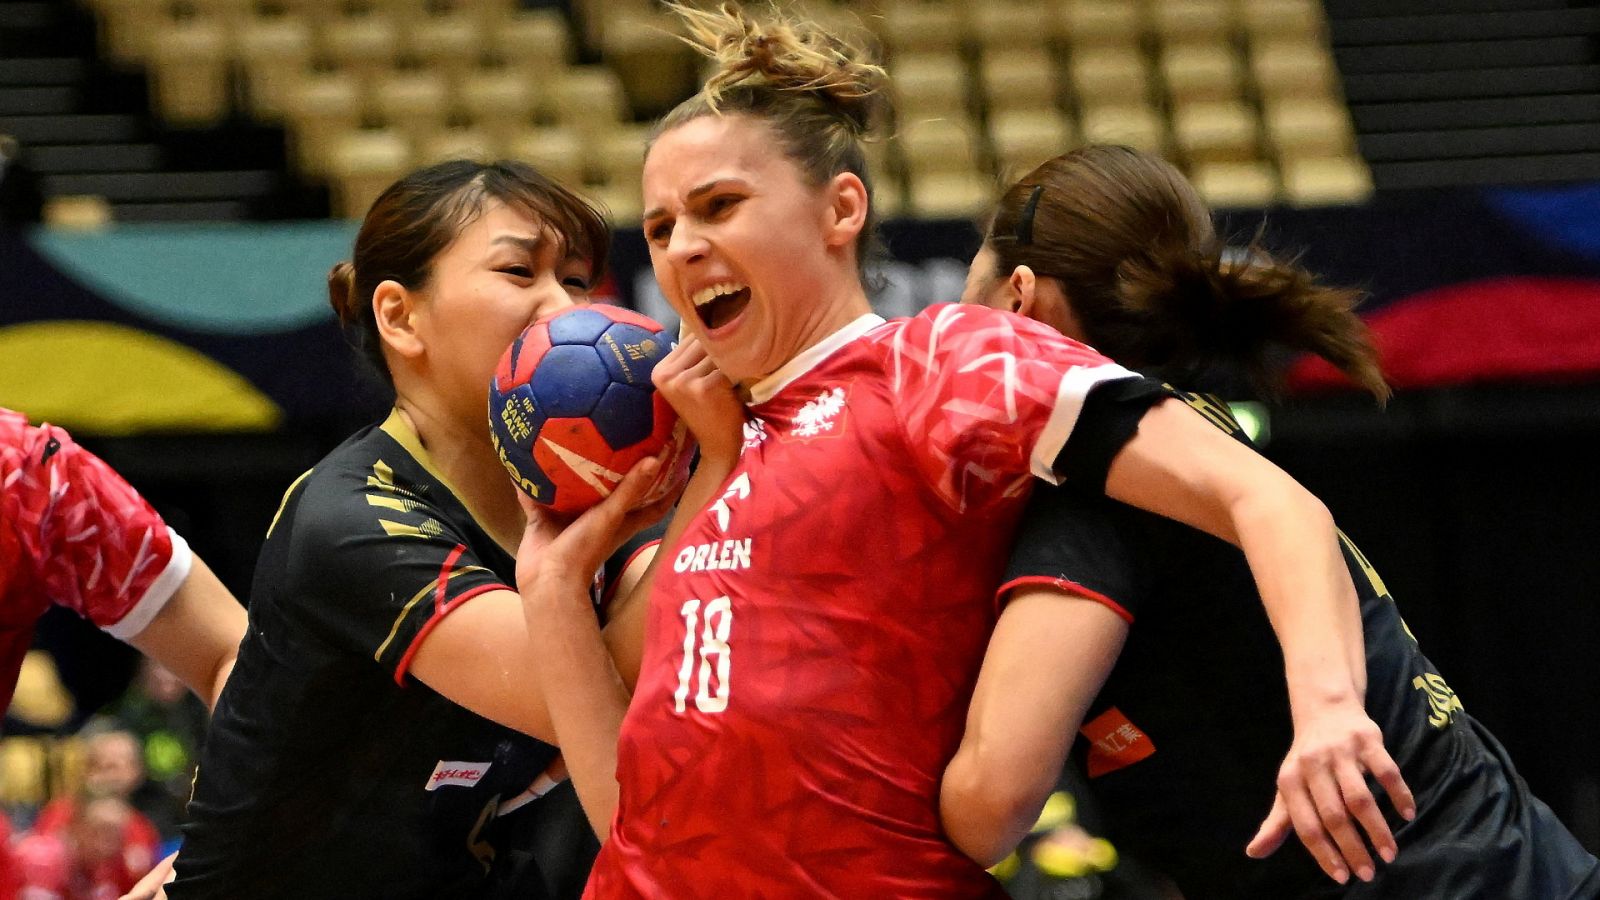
[
  {"left": 328, "top": 159, "right": 610, "bottom": 385},
  {"left": 988, "top": 145, "right": 1389, "bottom": 402},
  {"left": 651, "top": 2, "right": 887, "bottom": 272}
]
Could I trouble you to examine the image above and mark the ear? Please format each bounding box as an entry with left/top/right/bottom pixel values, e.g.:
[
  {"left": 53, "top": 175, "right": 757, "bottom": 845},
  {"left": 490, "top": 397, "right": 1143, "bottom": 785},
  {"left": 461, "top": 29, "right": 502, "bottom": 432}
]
[
  {"left": 1007, "top": 265, "right": 1040, "bottom": 319},
  {"left": 822, "top": 171, "right": 870, "bottom": 250},
  {"left": 372, "top": 279, "right": 425, "bottom": 361}
]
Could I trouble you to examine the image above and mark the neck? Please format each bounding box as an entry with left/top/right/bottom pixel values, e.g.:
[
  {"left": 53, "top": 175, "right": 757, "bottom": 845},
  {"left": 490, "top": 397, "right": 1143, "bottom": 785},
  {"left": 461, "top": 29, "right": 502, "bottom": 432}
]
[
  {"left": 740, "top": 278, "right": 874, "bottom": 392},
  {"left": 391, "top": 395, "right": 525, "bottom": 552}
]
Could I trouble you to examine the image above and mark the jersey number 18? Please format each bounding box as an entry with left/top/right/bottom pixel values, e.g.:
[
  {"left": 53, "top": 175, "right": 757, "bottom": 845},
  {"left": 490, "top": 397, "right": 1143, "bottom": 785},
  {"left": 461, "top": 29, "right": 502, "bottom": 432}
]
[{"left": 674, "top": 596, "right": 733, "bottom": 714}]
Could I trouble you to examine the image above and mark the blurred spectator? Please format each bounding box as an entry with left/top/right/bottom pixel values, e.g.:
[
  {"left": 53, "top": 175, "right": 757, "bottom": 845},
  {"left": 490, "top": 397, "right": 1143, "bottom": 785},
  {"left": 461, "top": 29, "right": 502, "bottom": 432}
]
[
  {"left": 14, "top": 793, "right": 151, "bottom": 900},
  {"left": 2, "top": 809, "right": 22, "bottom": 900},
  {"left": 0, "top": 134, "right": 44, "bottom": 227},
  {"left": 30, "top": 727, "right": 165, "bottom": 855},
  {"left": 109, "top": 660, "right": 207, "bottom": 841}
]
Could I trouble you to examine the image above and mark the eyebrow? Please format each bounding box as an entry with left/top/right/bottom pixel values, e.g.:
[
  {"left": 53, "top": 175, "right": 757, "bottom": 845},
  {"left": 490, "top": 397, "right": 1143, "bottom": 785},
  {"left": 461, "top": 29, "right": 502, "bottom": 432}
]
[
  {"left": 490, "top": 234, "right": 545, "bottom": 253},
  {"left": 642, "top": 178, "right": 746, "bottom": 224}
]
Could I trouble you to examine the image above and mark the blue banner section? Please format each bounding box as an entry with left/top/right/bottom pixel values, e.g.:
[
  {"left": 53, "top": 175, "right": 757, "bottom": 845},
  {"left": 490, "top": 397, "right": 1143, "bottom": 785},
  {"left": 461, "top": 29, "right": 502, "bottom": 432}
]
[{"left": 4, "top": 185, "right": 1600, "bottom": 433}]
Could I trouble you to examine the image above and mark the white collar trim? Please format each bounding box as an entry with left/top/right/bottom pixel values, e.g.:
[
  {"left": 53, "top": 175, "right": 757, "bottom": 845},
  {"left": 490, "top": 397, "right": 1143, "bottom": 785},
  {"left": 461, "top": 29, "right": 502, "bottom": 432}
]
[{"left": 746, "top": 313, "right": 886, "bottom": 405}]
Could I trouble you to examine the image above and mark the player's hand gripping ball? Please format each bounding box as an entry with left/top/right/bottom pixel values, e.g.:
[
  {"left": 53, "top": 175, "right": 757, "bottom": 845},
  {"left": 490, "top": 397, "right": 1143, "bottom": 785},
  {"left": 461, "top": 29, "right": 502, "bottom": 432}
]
[{"left": 490, "top": 305, "right": 695, "bottom": 515}]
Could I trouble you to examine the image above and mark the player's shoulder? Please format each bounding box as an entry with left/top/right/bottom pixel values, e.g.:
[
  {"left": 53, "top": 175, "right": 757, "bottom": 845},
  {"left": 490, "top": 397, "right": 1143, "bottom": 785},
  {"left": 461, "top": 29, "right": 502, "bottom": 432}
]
[
  {"left": 0, "top": 407, "right": 70, "bottom": 470},
  {"left": 278, "top": 422, "right": 461, "bottom": 545}
]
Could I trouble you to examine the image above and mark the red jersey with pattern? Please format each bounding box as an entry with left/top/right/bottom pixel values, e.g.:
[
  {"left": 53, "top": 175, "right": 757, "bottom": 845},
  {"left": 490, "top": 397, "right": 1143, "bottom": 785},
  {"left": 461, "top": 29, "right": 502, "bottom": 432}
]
[
  {"left": 587, "top": 305, "right": 1138, "bottom": 899},
  {"left": 0, "top": 408, "right": 191, "bottom": 709}
]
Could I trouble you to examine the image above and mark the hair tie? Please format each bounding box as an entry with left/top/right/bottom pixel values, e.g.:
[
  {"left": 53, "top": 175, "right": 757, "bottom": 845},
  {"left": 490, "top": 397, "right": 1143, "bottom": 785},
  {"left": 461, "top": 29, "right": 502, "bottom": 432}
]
[{"left": 1013, "top": 184, "right": 1044, "bottom": 246}]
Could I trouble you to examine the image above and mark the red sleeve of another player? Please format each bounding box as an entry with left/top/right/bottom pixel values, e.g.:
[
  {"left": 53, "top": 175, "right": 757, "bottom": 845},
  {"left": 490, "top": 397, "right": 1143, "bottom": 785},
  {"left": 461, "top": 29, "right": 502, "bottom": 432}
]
[
  {"left": 887, "top": 305, "right": 1140, "bottom": 512},
  {"left": 1, "top": 413, "right": 192, "bottom": 640}
]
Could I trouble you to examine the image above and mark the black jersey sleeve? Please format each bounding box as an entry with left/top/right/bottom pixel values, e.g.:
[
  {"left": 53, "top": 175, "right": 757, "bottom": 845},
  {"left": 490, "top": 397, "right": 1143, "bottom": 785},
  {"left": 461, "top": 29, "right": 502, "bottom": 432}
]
[
  {"left": 601, "top": 520, "right": 666, "bottom": 610},
  {"left": 285, "top": 468, "right": 513, "bottom": 685},
  {"left": 1000, "top": 484, "right": 1151, "bottom": 623},
  {"left": 1051, "top": 376, "right": 1169, "bottom": 494}
]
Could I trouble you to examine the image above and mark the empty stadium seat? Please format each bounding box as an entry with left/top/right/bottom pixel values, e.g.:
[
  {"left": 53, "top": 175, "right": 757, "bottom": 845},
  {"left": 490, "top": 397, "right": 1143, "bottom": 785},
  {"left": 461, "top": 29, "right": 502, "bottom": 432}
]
[
  {"left": 971, "top": 0, "right": 1056, "bottom": 49},
  {"left": 1264, "top": 97, "right": 1356, "bottom": 159},
  {"left": 990, "top": 109, "right": 1076, "bottom": 179},
  {"left": 491, "top": 9, "right": 574, "bottom": 69},
  {"left": 235, "top": 13, "right": 315, "bottom": 122},
  {"left": 602, "top": 10, "right": 701, "bottom": 120},
  {"left": 319, "top": 11, "right": 402, "bottom": 81},
  {"left": 908, "top": 170, "right": 993, "bottom": 218},
  {"left": 42, "top": 194, "right": 114, "bottom": 230},
  {"left": 880, "top": 1, "right": 964, "bottom": 54},
  {"left": 282, "top": 69, "right": 364, "bottom": 177},
  {"left": 1172, "top": 100, "right": 1260, "bottom": 163},
  {"left": 1150, "top": 0, "right": 1236, "bottom": 42},
  {"left": 1250, "top": 40, "right": 1339, "bottom": 99},
  {"left": 897, "top": 116, "right": 981, "bottom": 175},
  {"left": 551, "top": 67, "right": 628, "bottom": 138},
  {"left": 505, "top": 125, "right": 585, "bottom": 185},
  {"left": 93, "top": 0, "right": 169, "bottom": 65},
  {"left": 459, "top": 66, "right": 544, "bottom": 145},
  {"left": 981, "top": 49, "right": 1061, "bottom": 113},
  {"left": 1058, "top": 0, "right": 1144, "bottom": 48},
  {"left": 417, "top": 125, "right": 498, "bottom": 166},
  {"left": 1069, "top": 47, "right": 1152, "bottom": 106},
  {"left": 328, "top": 127, "right": 411, "bottom": 219},
  {"left": 1079, "top": 103, "right": 1165, "bottom": 153},
  {"left": 1160, "top": 44, "right": 1245, "bottom": 104},
  {"left": 149, "top": 16, "right": 231, "bottom": 127},
  {"left": 1282, "top": 156, "right": 1373, "bottom": 206},
  {"left": 1192, "top": 160, "right": 1279, "bottom": 207},
  {"left": 891, "top": 52, "right": 971, "bottom": 119},
  {"left": 1239, "top": 0, "right": 1325, "bottom": 41},
  {"left": 372, "top": 69, "right": 452, "bottom": 144},
  {"left": 407, "top": 11, "right": 486, "bottom": 80},
  {"left": 590, "top": 125, "right": 652, "bottom": 187}
]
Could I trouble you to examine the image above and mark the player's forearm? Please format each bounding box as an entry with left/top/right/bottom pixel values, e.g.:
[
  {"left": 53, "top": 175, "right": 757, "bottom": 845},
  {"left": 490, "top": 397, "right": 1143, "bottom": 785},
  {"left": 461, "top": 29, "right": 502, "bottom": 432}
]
[
  {"left": 127, "top": 558, "right": 246, "bottom": 711},
  {"left": 1231, "top": 482, "right": 1367, "bottom": 708},
  {"left": 525, "top": 572, "right": 630, "bottom": 838},
  {"left": 604, "top": 455, "right": 736, "bottom": 689}
]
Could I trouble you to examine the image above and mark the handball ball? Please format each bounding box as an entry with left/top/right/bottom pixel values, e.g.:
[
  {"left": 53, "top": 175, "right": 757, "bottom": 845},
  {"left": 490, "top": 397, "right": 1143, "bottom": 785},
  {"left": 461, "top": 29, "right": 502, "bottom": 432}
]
[{"left": 490, "top": 305, "right": 695, "bottom": 515}]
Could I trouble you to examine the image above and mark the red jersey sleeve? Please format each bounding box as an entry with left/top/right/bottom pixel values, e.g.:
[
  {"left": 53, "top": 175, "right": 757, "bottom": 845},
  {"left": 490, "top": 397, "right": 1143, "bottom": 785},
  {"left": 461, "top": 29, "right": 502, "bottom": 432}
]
[
  {"left": 0, "top": 409, "right": 191, "bottom": 641},
  {"left": 885, "top": 304, "right": 1141, "bottom": 512}
]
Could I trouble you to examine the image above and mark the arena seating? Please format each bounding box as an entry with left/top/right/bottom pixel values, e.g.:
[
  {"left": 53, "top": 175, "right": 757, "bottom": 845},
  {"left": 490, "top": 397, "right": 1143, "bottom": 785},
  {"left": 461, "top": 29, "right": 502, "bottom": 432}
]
[{"left": 0, "top": 0, "right": 1381, "bottom": 222}]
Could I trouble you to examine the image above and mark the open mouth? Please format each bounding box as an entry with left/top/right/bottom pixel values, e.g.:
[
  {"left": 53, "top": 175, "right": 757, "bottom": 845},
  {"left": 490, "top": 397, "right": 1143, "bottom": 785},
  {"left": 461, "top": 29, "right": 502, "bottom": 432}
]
[{"left": 691, "top": 282, "right": 752, "bottom": 331}]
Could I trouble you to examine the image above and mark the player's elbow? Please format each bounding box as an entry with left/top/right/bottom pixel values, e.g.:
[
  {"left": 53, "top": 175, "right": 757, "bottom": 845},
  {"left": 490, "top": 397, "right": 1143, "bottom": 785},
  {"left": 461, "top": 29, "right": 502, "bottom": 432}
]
[{"left": 941, "top": 749, "right": 1051, "bottom": 868}]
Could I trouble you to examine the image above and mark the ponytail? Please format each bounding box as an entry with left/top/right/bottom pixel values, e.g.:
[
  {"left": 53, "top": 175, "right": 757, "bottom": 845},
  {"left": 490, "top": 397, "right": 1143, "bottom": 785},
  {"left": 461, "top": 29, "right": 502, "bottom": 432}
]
[{"left": 989, "top": 146, "right": 1389, "bottom": 402}]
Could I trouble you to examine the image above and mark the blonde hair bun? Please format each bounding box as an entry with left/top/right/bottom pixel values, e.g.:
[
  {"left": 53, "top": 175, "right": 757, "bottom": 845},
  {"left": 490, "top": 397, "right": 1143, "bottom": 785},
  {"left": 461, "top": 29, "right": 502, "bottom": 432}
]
[{"left": 668, "top": 2, "right": 886, "bottom": 135}]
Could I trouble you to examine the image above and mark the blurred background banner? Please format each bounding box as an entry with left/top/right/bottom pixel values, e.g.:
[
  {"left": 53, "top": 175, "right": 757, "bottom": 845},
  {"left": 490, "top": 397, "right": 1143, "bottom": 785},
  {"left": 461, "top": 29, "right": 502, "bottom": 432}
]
[{"left": 7, "top": 185, "right": 1600, "bottom": 435}]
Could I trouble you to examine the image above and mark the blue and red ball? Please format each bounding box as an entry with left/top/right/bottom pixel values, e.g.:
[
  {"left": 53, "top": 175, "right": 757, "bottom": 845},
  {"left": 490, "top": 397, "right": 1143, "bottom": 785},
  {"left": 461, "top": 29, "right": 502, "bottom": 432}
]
[{"left": 490, "top": 305, "right": 694, "bottom": 514}]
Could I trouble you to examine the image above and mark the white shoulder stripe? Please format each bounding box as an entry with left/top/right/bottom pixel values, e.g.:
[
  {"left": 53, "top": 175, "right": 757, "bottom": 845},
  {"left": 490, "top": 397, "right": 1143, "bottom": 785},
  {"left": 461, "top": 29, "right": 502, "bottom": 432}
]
[{"left": 1031, "top": 364, "right": 1141, "bottom": 485}]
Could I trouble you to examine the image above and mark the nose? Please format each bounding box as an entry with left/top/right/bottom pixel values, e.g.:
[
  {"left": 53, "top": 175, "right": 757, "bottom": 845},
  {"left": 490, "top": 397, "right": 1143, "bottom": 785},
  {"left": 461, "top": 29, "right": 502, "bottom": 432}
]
[
  {"left": 665, "top": 219, "right": 708, "bottom": 268},
  {"left": 532, "top": 274, "right": 580, "bottom": 321}
]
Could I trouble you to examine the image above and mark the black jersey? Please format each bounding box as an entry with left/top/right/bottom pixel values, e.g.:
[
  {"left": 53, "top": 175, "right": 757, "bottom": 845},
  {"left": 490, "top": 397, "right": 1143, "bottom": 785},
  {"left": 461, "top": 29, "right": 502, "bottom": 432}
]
[
  {"left": 171, "top": 411, "right": 645, "bottom": 900},
  {"left": 1007, "top": 386, "right": 1600, "bottom": 900}
]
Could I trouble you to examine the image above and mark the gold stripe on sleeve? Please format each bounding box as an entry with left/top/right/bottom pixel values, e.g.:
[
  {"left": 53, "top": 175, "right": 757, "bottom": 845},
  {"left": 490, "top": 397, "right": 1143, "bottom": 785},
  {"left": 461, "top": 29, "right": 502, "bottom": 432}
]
[{"left": 373, "top": 565, "right": 496, "bottom": 663}]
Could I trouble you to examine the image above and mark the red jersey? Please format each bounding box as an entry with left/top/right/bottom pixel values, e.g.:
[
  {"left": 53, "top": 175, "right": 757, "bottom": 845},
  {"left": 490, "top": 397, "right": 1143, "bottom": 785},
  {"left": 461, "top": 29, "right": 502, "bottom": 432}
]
[
  {"left": 0, "top": 408, "right": 191, "bottom": 710},
  {"left": 590, "top": 305, "right": 1138, "bottom": 898}
]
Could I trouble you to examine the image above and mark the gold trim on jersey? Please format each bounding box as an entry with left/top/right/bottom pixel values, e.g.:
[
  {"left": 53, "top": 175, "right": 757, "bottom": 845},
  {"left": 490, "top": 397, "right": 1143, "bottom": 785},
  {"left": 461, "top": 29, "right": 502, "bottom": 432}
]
[
  {"left": 1413, "top": 672, "right": 1464, "bottom": 729},
  {"left": 266, "top": 468, "right": 314, "bottom": 540},
  {"left": 373, "top": 564, "right": 493, "bottom": 663},
  {"left": 377, "top": 409, "right": 503, "bottom": 541},
  {"left": 1166, "top": 385, "right": 1242, "bottom": 436},
  {"left": 366, "top": 457, "right": 442, "bottom": 538}
]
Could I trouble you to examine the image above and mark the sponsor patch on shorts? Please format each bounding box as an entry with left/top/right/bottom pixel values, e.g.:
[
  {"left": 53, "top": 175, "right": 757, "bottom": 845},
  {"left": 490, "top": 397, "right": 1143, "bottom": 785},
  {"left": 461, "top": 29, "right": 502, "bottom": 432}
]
[{"left": 425, "top": 760, "right": 491, "bottom": 791}]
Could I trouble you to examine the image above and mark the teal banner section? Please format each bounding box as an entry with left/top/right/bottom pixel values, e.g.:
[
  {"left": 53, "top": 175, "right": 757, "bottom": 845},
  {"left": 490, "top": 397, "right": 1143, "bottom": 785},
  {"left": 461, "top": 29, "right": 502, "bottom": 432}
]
[{"left": 29, "top": 221, "right": 361, "bottom": 335}]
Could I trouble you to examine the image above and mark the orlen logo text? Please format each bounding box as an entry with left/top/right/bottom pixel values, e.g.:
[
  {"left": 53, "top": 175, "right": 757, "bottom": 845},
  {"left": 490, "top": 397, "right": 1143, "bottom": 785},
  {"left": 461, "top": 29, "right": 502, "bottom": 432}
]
[{"left": 425, "top": 760, "right": 491, "bottom": 791}]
